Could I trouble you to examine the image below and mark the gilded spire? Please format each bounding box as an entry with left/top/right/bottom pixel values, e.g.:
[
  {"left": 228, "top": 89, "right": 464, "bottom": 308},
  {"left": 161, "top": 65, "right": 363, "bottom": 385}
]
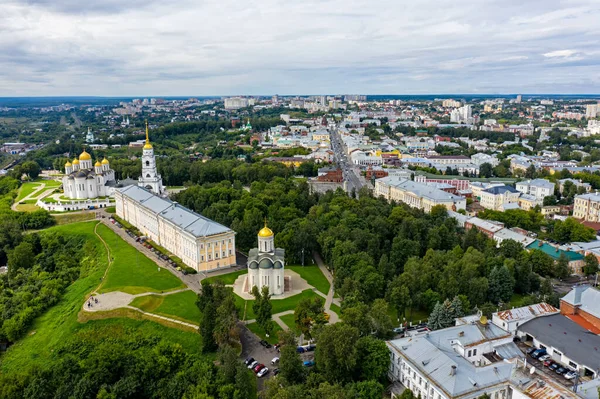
[{"left": 144, "top": 120, "right": 153, "bottom": 149}]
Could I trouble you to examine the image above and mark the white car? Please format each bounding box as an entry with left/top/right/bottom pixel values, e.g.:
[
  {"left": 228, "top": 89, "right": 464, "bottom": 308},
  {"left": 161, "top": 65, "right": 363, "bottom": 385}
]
[
  {"left": 248, "top": 360, "right": 258, "bottom": 370},
  {"left": 539, "top": 355, "right": 550, "bottom": 361},
  {"left": 271, "top": 357, "right": 280, "bottom": 365},
  {"left": 565, "top": 371, "right": 578, "bottom": 380},
  {"left": 257, "top": 367, "right": 269, "bottom": 378}
]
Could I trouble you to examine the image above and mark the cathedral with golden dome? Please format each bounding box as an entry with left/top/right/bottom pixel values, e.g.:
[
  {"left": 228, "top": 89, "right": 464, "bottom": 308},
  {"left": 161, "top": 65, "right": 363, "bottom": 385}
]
[
  {"left": 62, "top": 149, "right": 116, "bottom": 199},
  {"left": 247, "top": 221, "right": 285, "bottom": 295}
]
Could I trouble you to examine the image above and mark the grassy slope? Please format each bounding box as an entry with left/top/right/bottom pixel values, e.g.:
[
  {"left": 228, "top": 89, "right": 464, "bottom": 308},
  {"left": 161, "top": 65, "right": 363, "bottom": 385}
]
[
  {"left": 278, "top": 313, "right": 299, "bottom": 334},
  {"left": 236, "top": 289, "right": 321, "bottom": 321},
  {"left": 246, "top": 322, "right": 283, "bottom": 345},
  {"left": 129, "top": 290, "right": 201, "bottom": 324},
  {"left": 203, "top": 269, "right": 247, "bottom": 285},
  {"left": 287, "top": 265, "right": 330, "bottom": 295},
  {"left": 0, "top": 222, "right": 201, "bottom": 374},
  {"left": 96, "top": 224, "right": 185, "bottom": 295}
]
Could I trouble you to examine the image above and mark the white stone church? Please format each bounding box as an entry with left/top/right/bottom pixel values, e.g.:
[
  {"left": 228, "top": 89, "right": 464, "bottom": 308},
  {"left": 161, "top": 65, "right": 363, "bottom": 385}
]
[
  {"left": 247, "top": 223, "right": 285, "bottom": 295},
  {"left": 63, "top": 150, "right": 116, "bottom": 199}
]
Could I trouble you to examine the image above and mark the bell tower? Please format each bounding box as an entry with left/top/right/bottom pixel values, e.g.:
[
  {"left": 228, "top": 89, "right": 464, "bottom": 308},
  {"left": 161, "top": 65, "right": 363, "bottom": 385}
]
[{"left": 138, "top": 121, "right": 164, "bottom": 195}]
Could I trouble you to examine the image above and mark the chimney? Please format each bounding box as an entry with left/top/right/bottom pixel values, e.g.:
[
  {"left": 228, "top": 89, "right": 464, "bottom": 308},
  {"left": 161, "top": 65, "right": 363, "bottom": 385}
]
[{"left": 450, "top": 365, "right": 457, "bottom": 376}]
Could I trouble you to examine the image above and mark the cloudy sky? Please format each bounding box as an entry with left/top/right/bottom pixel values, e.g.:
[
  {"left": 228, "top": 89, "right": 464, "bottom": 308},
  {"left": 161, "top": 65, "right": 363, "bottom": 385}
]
[{"left": 1, "top": 0, "right": 599, "bottom": 96}]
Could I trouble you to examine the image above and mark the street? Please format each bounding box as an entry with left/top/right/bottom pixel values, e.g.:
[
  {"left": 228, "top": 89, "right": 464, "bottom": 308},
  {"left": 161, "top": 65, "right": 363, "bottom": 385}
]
[{"left": 329, "top": 124, "right": 370, "bottom": 194}]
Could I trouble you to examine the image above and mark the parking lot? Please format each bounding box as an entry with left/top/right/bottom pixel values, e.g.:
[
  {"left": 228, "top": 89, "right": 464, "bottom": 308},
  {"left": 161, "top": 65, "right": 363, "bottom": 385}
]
[{"left": 518, "top": 342, "right": 576, "bottom": 388}]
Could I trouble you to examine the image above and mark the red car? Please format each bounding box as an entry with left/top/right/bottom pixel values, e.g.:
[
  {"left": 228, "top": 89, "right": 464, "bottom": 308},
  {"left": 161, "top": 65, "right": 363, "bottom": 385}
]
[
  {"left": 544, "top": 360, "right": 553, "bottom": 367},
  {"left": 253, "top": 364, "right": 265, "bottom": 373}
]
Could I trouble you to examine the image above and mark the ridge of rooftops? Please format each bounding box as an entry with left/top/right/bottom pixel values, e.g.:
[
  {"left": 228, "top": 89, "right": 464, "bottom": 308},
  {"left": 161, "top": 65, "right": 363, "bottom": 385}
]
[{"left": 117, "top": 185, "right": 233, "bottom": 238}]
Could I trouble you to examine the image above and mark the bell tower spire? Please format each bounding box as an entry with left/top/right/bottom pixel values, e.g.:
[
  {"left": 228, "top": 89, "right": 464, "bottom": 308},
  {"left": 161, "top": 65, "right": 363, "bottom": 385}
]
[{"left": 144, "top": 120, "right": 152, "bottom": 149}]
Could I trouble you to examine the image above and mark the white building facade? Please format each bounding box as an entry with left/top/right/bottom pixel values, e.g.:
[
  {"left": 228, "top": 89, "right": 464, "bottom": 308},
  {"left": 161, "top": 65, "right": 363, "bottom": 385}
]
[
  {"left": 138, "top": 122, "right": 164, "bottom": 195},
  {"left": 115, "top": 185, "right": 236, "bottom": 272}
]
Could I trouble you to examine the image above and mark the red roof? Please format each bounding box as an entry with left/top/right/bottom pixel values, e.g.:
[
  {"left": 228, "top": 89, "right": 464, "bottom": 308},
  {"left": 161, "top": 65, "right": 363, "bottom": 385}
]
[{"left": 565, "top": 314, "right": 600, "bottom": 334}]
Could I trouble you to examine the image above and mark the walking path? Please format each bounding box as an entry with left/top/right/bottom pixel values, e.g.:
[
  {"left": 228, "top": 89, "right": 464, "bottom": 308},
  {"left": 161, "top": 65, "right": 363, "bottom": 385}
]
[
  {"left": 80, "top": 220, "right": 199, "bottom": 330},
  {"left": 313, "top": 251, "right": 340, "bottom": 324}
]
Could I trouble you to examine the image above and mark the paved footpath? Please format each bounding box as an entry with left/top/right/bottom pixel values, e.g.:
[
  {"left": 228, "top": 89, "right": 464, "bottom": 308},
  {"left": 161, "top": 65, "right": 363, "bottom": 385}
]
[{"left": 313, "top": 251, "right": 340, "bottom": 324}]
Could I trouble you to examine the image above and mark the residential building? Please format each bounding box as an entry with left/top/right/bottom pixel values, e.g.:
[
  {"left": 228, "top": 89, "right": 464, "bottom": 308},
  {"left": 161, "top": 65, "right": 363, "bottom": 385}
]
[
  {"left": 558, "top": 179, "right": 591, "bottom": 194},
  {"left": 424, "top": 155, "right": 471, "bottom": 165},
  {"left": 374, "top": 176, "right": 466, "bottom": 213},
  {"left": 224, "top": 97, "right": 249, "bottom": 110},
  {"left": 471, "top": 153, "right": 499, "bottom": 167},
  {"left": 479, "top": 185, "right": 520, "bottom": 211},
  {"left": 464, "top": 217, "right": 504, "bottom": 238},
  {"left": 517, "top": 194, "right": 540, "bottom": 211},
  {"left": 573, "top": 193, "right": 600, "bottom": 222},
  {"left": 386, "top": 318, "right": 521, "bottom": 399},
  {"left": 492, "top": 228, "right": 535, "bottom": 248},
  {"left": 492, "top": 303, "right": 558, "bottom": 335},
  {"left": 442, "top": 99, "right": 461, "bottom": 108},
  {"left": 541, "top": 205, "right": 561, "bottom": 216},
  {"left": 317, "top": 167, "right": 343, "bottom": 183},
  {"left": 115, "top": 185, "right": 236, "bottom": 273},
  {"left": 585, "top": 103, "right": 599, "bottom": 119},
  {"left": 525, "top": 240, "right": 585, "bottom": 275},
  {"left": 516, "top": 313, "right": 600, "bottom": 378},
  {"left": 515, "top": 179, "right": 555, "bottom": 200},
  {"left": 470, "top": 182, "right": 505, "bottom": 200},
  {"left": 560, "top": 285, "right": 600, "bottom": 333}
]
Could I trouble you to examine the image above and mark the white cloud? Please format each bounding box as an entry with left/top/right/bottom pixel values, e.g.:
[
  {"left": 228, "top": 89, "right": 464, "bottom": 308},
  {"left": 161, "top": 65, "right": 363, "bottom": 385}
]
[{"left": 0, "top": 0, "right": 599, "bottom": 95}]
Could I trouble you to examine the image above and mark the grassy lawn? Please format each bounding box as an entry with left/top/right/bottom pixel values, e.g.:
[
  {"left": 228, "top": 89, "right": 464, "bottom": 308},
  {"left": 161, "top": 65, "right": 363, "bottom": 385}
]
[
  {"left": 287, "top": 265, "right": 330, "bottom": 295},
  {"left": 279, "top": 313, "right": 299, "bottom": 334},
  {"left": 329, "top": 303, "right": 341, "bottom": 317},
  {"left": 246, "top": 322, "right": 283, "bottom": 345},
  {"left": 16, "top": 182, "right": 43, "bottom": 202},
  {"left": 0, "top": 221, "right": 201, "bottom": 374},
  {"left": 387, "top": 304, "right": 429, "bottom": 325},
  {"left": 130, "top": 290, "right": 201, "bottom": 324},
  {"left": 54, "top": 212, "right": 97, "bottom": 225},
  {"left": 509, "top": 293, "right": 528, "bottom": 307},
  {"left": 96, "top": 223, "right": 186, "bottom": 295},
  {"left": 106, "top": 206, "right": 116, "bottom": 214},
  {"left": 203, "top": 269, "right": 247, "bottom": 285},
  {"left": 235, "top": 289, "right": 322, "bottom": 321},
  {"left": 15, "top": 203, "right": 40, "bottom": 212}
]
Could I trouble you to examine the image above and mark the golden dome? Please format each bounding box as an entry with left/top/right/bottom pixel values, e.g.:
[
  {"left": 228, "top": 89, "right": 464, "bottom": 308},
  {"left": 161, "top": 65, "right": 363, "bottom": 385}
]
[
  {"left": 258, "top": 219, "right": 274, "bottom": 237},
  {"left": 101, "top": 157, "right": 110, "bottom": 165},
  {"left": 72, "top": 158, "right": 80, "bottom": 165},
  {"left": 79, "top": 150, "right": 91, "bottom": 161},
  {"left": 65, "top": 161, "right": 72, "bottom": 167},
  {"left": 95, "top": 161, "right": 102, "bottom": 167},
  {"left": 144, "top": 142, "right": 153, "bottom": 149}
]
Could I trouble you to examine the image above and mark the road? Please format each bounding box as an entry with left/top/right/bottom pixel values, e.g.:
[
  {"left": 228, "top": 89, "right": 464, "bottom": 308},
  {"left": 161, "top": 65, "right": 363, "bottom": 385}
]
[{"left": 329, "top": 124, "right": 370, "bottom": 195}]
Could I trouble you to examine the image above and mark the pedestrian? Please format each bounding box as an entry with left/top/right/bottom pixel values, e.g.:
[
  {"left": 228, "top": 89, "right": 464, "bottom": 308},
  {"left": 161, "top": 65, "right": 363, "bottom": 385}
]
[{"left": 95, "top": 298, "right": 98, "bottom": 304}]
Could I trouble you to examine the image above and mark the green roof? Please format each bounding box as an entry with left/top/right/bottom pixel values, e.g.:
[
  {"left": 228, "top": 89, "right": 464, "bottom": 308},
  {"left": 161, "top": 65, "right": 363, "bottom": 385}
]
[{"left": 526, "top": 240, "right": 584, "bottom": 261}]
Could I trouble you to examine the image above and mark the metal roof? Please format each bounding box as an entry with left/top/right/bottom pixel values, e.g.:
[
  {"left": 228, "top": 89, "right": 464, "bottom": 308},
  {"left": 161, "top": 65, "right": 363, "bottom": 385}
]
[
  {"left": 561, "top": 285, "right": 600, "bottom": 320},
  {"left": 518, "top": 314, "right": 600, "bottom": 372},
  {"left": 117, "top": 185, "right": 232, "bottom": 238},
  {"left": 494, "top": 303, "right": 558, "bottom": 322},
  {"left": 388, "top": 323, "right": 515, "bottom": 398}
]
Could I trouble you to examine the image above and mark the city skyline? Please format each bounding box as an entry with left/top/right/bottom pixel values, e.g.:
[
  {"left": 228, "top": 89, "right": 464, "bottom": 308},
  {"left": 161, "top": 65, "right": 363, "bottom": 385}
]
[{"left": 2, "top": 0, "right": 600, "bottom": 96}]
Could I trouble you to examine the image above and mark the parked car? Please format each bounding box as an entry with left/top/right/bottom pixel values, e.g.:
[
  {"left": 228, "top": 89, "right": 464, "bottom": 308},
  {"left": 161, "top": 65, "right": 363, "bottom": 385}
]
[
  {"left": 531, "top": 349, "right": 547, "bottom": 359},
  {"left": 539, "top": 355, "right": 550, "bottom": 361},
  {"left": 306, "top": 345, "right": 316, "bottom": 352},
  {"left": 248, "top": 360, "right": 258, "bottom": 370},
  {"left": 393, "top": 327, "right": 405, "bottom": 334},
  {"left": 273, "top": 368, "right": 280, "bottom": 376},
  {"left": 543, "top": 360, "right": 553, "bottom": 367},
  {"left": 565, "top": 370, "right": 578, "bottom": 380},
  {"left": 527, "top": 347, "right": 537, "bottom": 355},
  {"left": 549, "top": 363, "right": 560, "bottom": 371},
  {"left": 271, "top": 357, "right": 279, "bottom": 365},
  {"left": 254, "top": 364, "right": 265, "bottom": 373},
  {"left": 303, "top": 360, "right": 315, "bottom": 367},
  {"left": 259, "top": 340, "right": 272, "bottom": 348},
  {"left": 244, "top": 357, "right": 255, "bottom": 366},
  {"left": 296, "top": 346, "right": 306, "bottom": 353},
  {"left": 556, "top": 367, "right": 567, "bottom": 375},
  {"left": 257, "top": 367, "right": 269, "bottom": 378}
]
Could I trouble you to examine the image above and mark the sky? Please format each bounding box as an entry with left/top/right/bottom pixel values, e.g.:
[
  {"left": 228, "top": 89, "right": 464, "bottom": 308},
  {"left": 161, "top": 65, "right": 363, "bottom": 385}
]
[{"left": 1, "top": 0, "right": 600, "bottom": 96}]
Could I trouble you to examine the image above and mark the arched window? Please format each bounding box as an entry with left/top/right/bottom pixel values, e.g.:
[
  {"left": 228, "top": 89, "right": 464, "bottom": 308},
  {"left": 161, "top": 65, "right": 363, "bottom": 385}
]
[
  {"left": 146, "top": 174, "right": 151, "bottom": 178},
  {"left": 145, "top": 161, "right": 150, "bottom": 166}
]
